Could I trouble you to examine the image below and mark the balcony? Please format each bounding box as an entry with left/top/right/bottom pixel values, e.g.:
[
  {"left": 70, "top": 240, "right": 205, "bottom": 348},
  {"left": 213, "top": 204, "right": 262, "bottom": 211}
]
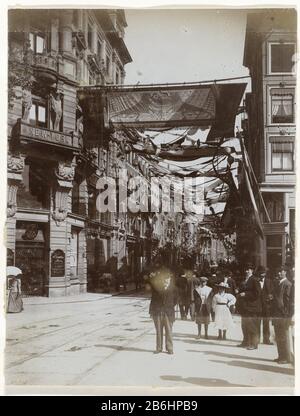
[
  {"left": 32, "top": 53, "right": 58, "bottom": 83},
  {"left": 16, "top": 120, "right": 81, "bottom": 152}
]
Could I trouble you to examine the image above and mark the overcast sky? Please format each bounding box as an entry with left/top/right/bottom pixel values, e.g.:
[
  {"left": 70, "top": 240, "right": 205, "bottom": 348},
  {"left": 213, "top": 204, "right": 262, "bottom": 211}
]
[{"left": 123, "top": 9, "right": 249, "bottom": 85}]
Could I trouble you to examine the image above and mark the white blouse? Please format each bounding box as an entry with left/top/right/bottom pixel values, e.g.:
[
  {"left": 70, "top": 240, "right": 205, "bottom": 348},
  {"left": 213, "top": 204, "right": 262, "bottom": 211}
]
[
  {"left": 212, "top": 293, "right": 236, "bottom": 311},
  {"left": 195, "top": 286, "right": 212, "bottom": 304}
]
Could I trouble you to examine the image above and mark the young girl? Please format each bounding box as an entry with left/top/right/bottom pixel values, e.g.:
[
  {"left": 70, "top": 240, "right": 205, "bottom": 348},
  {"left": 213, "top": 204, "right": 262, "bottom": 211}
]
[{"left": 212, "top": 282, "right": 236, "bottom": 340}]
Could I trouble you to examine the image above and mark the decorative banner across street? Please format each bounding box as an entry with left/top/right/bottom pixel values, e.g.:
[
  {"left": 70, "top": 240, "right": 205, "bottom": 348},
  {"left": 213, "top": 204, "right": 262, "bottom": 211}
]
[
  {"left": 106, "top": 83, "right": 246, "bottom": 135},
  {"left": 78, "top": 82, "right": 246, "bottom": 142},
  {"left": 107, "top": 85, "right": 216, "bottom": 128}
]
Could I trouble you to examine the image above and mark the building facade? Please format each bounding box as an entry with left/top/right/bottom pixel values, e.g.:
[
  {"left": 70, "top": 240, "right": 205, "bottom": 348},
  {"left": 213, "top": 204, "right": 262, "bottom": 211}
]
[
  {"left": 242, "top": 9, "right": 296, "bottom": 269},
  {"left": 7, "top": 9, "right": 134, "bottom": 296},
  {"left": 7, "top": 9, "right": 183, "bottom": 297}
]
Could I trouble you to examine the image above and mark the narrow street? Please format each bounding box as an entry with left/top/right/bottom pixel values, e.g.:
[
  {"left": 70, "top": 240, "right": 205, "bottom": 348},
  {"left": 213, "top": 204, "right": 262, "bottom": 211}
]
[{"left": 5, "top": 293, "right": 294, "bottom": 393}]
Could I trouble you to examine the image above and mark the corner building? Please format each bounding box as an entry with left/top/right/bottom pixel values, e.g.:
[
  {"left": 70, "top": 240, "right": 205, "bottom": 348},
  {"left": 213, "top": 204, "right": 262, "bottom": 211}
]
[{"left": 242, "top": 10, "right": 296, "bottom": 269}]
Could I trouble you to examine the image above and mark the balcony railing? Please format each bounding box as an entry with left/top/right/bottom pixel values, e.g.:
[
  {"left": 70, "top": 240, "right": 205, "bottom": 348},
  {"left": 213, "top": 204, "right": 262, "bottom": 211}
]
[{"left": 34, "top": 53, "right": 58, "bottom": 72}]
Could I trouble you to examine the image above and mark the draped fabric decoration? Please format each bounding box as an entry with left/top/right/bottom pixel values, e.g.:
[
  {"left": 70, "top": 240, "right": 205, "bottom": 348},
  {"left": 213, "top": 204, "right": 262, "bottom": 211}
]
[
  {"left": 223, "top": 138, "right": 273, "bottom": 239},
  {"left": 78, "top": 81, "right": 270, "bottom": 237},
  {"left": 107, "top": 85, "right": 216, "bottom": 128},
  {"left": 78, "top": 82, "right": 246, "bottom": 142}
]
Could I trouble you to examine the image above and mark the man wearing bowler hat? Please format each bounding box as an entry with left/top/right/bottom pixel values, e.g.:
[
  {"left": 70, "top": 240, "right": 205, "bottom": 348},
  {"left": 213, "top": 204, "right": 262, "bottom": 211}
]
[
  {"left": 256, "top": 266, "right": 274, "bottom": 345},
  {"left": 148, "top": 256, "right": 177, "bottom": 355},
  {"left": 236, "top": 263, "right": 261, "bottom": 350}
]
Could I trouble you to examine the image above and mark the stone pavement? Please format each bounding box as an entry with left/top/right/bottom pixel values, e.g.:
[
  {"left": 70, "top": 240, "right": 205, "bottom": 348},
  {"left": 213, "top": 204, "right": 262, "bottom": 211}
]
[{"left": 4, "top": 292, "right": 295, "bottom": 395}]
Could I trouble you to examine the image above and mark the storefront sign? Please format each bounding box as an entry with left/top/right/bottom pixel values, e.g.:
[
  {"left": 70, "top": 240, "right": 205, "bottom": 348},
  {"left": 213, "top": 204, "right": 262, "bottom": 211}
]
[
  {"left": 20, "top": 122, "right": 79, "bottom": 149},
  {"left": 51, "top": 249, "right": 65, "bottom": 277}
]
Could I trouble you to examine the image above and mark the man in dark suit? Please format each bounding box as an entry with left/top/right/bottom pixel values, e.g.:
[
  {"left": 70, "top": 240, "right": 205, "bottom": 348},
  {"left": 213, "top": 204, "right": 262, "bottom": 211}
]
[
  {"left": 236, "top": 263, "right": 262, "bottom": 350},
  {"left": 175, "top": 271, "right": 189, "bottom": 320},
  {"left": 272, "top": 266, "right": 292, "bottom": 364},
  {"left": 256, "top": 266, "right": 274, "bottom": 345},
  {"left": 148, "top": 258, "right": 177, "bottom": 355}
]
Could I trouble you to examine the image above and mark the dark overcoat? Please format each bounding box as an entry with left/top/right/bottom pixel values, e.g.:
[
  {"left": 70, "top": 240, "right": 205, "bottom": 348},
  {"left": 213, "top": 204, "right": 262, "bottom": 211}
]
[{"left": 237, "top": 276, "right": 262, "bottom": 317}]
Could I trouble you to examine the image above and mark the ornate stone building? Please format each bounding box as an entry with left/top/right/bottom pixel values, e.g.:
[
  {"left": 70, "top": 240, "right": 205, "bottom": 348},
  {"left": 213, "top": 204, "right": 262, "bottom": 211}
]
[{"left": 7, "top": 9, "right": 133, "bottom": 296}]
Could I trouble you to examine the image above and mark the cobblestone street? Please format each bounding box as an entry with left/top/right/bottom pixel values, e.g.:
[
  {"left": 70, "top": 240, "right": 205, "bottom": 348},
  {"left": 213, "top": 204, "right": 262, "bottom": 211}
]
[{"left": 5, "top": 293, "right": 294, "bottom": 394}]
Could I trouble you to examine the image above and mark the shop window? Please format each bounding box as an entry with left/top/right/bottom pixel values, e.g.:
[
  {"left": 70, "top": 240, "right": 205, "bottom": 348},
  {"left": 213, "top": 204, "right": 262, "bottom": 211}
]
[
  {"left": 28, "top": 97, "right": 48, "bottom": 128},
  {"left": 271, "top": 141, "right": 294, "bottom": 172},
  {"left": 269, "top": 42, "right": 295, "bottom": 74},
  {"left": 29, "top": 32, "right": 45, "bottom": 54},
  {"left": 266, "top": 234, "right": 283, "bottom": 271},
  {"left": 15, "top": 222, "right": 48, "bottom": 297},
  {"left": 270, "top": 87, "right": 295, "bottom": 124},
  {"left": 263, "top": 192, "right": 284, "bottom": 223},
  {"left": 17, "top": 161, "right": 50, "bottom": 210}
]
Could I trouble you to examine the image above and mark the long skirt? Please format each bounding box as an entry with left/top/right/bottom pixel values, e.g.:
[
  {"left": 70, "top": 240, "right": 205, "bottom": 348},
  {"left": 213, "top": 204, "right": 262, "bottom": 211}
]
[
  {"left": 7, "top": 292, "right": 23, "bottom": 313},
  {"left": 195, "top": 304, "right": 210, "bottom": 325},
  {"left": 214, "top": 304, "right": 233, "bottom": 330}
]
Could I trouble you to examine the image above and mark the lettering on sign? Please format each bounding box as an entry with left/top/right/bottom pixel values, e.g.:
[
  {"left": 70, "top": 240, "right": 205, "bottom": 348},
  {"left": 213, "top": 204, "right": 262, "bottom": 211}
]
[
  {"left": 51, "top": 249, "right": 65, "bottom": 277},
  {"left": 21, "top": 123, "right": 75, "bottom": 147}
]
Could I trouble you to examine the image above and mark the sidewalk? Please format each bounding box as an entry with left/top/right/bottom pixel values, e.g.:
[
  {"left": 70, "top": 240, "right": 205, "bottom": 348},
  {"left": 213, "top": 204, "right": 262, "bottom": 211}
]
[{"left": 22, "top": 282, "right": 139, "bottom": 306}]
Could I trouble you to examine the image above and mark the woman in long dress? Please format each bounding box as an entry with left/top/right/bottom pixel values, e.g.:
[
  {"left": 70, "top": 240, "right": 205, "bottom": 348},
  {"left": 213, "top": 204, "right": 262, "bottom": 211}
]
[
  {"left": 7, "top": 276, "right": 23, "bottom": 313},
  {"left": 194, "top": 276, "right": 213, "bottom": 339},
  {"left": 212, "top": 282, "right": 236, "bottom": 340}
]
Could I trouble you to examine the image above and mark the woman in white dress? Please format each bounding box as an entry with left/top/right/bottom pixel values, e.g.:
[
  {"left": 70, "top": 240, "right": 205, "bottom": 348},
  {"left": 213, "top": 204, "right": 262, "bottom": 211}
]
[{"left": 212, "top": 282, "right": 236, "bottom": 340}]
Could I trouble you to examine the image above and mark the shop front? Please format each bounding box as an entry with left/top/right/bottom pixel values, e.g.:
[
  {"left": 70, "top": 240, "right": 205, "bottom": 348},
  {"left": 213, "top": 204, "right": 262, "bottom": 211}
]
[{"left": 15, "top": 221, "right": 49, "bottom": 296}]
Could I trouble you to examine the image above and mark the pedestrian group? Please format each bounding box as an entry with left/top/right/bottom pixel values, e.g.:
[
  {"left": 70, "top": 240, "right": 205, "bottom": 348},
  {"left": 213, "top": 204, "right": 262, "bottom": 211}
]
[{"left": 146, "top": 258, "right": 294, "bottom": 366}]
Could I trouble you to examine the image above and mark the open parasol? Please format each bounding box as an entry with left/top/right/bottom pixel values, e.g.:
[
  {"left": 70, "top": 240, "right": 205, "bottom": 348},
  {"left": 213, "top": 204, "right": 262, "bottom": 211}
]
[{"left": 6, "top": 266, "right": 22, "bottom": 277}]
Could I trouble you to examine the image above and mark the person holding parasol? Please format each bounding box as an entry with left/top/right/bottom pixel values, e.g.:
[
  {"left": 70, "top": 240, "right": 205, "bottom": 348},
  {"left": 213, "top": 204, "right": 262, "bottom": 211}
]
[{"left": 6, "top": 266, "right": 23, "bottom": 313}]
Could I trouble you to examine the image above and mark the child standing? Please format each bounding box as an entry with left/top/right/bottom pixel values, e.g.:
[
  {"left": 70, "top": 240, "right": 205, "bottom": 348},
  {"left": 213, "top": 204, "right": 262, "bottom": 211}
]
[{"left": 212, "top": 282, "right": 236, "bottom": 340}]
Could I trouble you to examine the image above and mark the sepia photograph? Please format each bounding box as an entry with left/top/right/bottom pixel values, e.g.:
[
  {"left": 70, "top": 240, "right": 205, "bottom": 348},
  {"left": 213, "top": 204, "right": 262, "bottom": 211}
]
[{"left": 1, "top": 1, "right": 297, "bottom": 395}]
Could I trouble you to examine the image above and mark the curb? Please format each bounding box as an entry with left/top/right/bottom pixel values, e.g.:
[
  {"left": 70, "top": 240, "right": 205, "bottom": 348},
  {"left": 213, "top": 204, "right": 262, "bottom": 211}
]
[{"left": 22, "top": 287, "right": 142, "bottom": 306}]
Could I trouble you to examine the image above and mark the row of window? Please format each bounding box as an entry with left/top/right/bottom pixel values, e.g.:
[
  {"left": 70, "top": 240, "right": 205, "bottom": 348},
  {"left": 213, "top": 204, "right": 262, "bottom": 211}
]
[
  {"left": 29, "top": 28, "right": 122, "bottom": 85},
  {"left": 265, "top": 42, "right": 296, "bottom": 173}
]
